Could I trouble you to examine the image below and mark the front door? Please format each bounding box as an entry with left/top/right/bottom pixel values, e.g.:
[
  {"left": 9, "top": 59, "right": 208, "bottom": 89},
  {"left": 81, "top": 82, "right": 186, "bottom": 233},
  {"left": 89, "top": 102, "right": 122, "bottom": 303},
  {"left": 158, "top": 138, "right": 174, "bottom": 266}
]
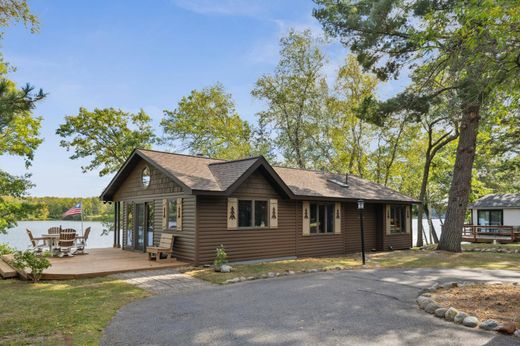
[{"left": 135, "top": 203, "right": 145, "bottom": 251}]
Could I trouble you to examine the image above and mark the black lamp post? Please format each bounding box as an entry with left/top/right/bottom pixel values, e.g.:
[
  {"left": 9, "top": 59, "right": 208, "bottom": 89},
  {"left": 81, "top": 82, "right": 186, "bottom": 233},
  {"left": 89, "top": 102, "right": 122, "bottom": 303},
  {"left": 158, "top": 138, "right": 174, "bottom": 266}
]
[{"left": 357, "top": 199, "right": 366, "bottom": 265}]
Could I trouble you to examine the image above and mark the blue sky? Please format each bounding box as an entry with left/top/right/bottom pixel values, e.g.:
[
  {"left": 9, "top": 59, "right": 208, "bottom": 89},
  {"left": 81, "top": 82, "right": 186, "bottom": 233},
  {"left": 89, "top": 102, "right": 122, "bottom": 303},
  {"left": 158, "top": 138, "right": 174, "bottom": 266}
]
[{"left": 1, "top": 0, "right": 408, "bottom": 197}]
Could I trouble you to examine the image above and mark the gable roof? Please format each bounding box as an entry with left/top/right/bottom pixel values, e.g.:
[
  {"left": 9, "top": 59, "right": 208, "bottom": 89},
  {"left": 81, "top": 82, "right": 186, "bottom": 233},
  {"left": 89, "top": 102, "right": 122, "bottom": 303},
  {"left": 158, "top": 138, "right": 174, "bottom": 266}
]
[
  {"left": 101, "top": 148, "right": 419, "bottom": 203},
  {"left": 468, "top": 194, "right": 520, "bottom": 208}
]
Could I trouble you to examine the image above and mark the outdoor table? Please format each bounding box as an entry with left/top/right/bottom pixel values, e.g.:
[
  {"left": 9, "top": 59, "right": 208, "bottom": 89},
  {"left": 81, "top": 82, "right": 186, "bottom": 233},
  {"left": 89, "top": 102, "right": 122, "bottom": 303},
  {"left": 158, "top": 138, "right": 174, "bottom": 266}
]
[{"left": 40, "top": 234, "right": 59, "bottom": 252}]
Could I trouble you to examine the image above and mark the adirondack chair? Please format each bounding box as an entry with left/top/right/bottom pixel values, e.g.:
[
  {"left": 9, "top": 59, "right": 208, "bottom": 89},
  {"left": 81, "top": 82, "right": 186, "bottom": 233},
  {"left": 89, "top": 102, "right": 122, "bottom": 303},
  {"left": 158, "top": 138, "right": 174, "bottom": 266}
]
[
  {"left": 26, "top": 229, "right": 46, "bottom": 254},
  {"left": 54, "top": 229, "right": 76, "bottom": 257},
  {"left": 48, "top": 226, "right": 61, "bottom": 235},
  {"left": 146, "top": 233, "right": 174, "bottom": 261},
  {"left": 75, "top": 227, "right": 91, "bottom": 255}
]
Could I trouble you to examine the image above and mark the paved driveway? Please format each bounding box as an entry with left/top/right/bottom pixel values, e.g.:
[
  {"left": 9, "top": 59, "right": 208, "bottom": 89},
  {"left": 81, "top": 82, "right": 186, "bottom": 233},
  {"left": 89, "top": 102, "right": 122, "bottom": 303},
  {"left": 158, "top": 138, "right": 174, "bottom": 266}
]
[{"left": 102, "top": 268, "right": 520, "bottom": 346}]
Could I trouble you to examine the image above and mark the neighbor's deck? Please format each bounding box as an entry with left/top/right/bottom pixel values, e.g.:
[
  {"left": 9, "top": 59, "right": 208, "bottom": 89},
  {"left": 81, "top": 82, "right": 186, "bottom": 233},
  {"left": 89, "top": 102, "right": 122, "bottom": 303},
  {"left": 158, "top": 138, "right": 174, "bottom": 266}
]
[
  {"left": 2, "top": 248, "right": 188, "bottom": 280},
  {"left": 462, "top": 224, "right": 520, "bottom": 244}
]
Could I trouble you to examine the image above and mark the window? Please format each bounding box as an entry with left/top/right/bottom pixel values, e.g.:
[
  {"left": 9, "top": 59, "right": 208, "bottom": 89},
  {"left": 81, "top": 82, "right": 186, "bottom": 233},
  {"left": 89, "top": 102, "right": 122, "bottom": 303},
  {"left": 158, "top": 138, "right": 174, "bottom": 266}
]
[
  {"left": 141, "top": 166, "right": 151, "bottom": 188},
  {"left": 389, "top": 205, "right": 406, "bottom": 234},
  {"left": 238, "top": 199, "right": 269, "bottom": 228},
  {"left": 477, "top": 210, "right": 503, "bottom": 226},
  {"left": 126, "top": 203, "right": 133, "bottom": 246},
  {"left": 309, "top": 202, "right": 334, "bottom": 234},
  {"left": 168, "top": 199, "right": 177, "bottom": 229}
]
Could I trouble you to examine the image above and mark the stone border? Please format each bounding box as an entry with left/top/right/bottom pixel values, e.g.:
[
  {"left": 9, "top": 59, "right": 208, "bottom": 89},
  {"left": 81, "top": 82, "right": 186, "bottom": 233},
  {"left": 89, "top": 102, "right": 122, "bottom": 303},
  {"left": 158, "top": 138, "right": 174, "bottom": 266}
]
[
  {"left": 464, "top": 247, "right": 519, "bottom": 254},
  {"left": 221, "top": 265, "right": 351, "bottom": 284},
  {"left": 416, "top": 281, "right": 520, "bottom": 338}
]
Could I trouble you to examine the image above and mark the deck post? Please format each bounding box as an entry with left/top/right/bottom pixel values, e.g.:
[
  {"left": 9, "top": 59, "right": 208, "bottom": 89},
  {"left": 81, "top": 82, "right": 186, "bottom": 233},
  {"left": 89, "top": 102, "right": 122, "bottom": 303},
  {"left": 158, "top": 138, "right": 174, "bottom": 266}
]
[
  {"left": 473, "top": 225, "right": 477, "bottom": 242},
  {"left": 113, "top": 202, "right": 118, "bottom": 248}
]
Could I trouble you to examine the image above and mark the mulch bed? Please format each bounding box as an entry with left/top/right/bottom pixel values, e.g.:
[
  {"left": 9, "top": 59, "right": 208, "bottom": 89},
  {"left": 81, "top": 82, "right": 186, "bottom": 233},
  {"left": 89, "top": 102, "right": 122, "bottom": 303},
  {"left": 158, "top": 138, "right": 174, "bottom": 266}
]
[{"left": 431, "top": 284, "right": 520, "bottom": 324}]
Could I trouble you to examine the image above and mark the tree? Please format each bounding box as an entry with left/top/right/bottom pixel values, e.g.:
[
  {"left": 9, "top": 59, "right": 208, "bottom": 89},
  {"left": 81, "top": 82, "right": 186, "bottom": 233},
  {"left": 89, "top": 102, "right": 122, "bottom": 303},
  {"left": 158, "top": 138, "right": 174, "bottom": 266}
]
[
  {"left": 252, "top": 30, "right": 330, "bottom": 169},
  {"left": 161, "top": 83, "right": 252, "bottom": 160},
  {"left": 0, "top": 1, "right": 44, "bottom": 234},
  {"left": 314, "top": 0, "right": 520, "bottom": 251},
  {"left": 56, "top": 107, "right": 157, "bottom": 176}
]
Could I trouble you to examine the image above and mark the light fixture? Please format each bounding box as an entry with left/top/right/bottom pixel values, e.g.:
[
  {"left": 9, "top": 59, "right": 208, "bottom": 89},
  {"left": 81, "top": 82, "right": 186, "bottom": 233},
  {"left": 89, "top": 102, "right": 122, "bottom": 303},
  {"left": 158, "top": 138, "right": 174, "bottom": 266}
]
[{"left": 357, "top": 199, "right": 364, "bottom": 210}]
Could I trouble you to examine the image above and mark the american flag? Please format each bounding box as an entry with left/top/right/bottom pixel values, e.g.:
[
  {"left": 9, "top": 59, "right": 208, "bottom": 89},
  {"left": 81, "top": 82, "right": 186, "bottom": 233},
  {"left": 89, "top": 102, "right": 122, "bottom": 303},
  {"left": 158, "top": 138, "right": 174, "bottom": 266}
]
[{"left": 63, "top": 202, "right": 82, "bottom": 217}]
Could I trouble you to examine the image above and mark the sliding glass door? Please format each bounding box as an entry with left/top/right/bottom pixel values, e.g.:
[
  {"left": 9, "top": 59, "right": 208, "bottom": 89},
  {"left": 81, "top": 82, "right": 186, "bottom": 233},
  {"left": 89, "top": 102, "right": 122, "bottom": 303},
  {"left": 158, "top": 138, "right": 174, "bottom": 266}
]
[{"left": 135, "top": 203, "right": 145, "bottom": 251}]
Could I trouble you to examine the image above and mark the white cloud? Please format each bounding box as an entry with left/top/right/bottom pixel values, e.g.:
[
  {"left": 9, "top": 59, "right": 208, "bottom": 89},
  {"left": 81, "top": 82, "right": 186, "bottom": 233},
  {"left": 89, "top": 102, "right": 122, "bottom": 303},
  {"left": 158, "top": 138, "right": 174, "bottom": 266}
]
[{"left": 171, "top": 0, "right": 265, "bottom": 17}]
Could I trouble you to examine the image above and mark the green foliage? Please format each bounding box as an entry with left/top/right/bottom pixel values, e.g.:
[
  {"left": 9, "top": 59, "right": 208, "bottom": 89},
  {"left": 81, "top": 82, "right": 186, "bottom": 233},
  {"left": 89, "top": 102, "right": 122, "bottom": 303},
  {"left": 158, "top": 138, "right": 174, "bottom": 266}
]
[
  {"left": 161, "top": 83, "right": 253, "bottom": 160},
  {"left": 213, "top": 244, "right": 228, "bottom": 271},
  {"left": 11, "top": 250, "right": 51, "bottom": 282},
  {"left": 56, "top": 107, "right": 157, "bottom": 176},
  {"left": 252, "top": 30, "right": 330, "bottom": 169},
  {"left": 0, "top": 243, "right": 14, "bottom": 255},
  {"left": 0, "top": 0, "right": 39, "bottom": 35}
]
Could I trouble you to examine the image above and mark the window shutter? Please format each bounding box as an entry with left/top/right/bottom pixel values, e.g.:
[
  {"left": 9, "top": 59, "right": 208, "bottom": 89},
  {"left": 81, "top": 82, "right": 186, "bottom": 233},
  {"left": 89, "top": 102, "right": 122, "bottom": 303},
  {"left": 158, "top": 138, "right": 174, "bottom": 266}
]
[
  {"left": 227, "top": 198, "right": 238, "bottom": 229},
  {"left": 269, "top": 199, "right": 278, "bottom": 228},
  {"left": 385, "top": 204, "right": 391, "bottom": 235},
  {"left": 302, "top": 201, "right": 310, "bottom": 236},
  {"left": 334, "top": 202, "right": 341, "bottom": 234},
  {"left": 176, "top": 197, "right": 183, "bottom": 231},
  {"left": 405, "top": 205, "right": 411, "bottom": 234},
  {"left": 162, "top": 199, "right": 168, "bottom": 230}
]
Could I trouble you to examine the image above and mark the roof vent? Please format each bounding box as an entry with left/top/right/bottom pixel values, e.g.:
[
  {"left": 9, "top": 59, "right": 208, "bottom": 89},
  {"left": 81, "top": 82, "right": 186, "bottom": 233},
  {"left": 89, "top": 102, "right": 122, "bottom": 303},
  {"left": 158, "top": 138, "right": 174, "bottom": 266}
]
[
  {"left": 328, "top": 178, "right": 349, "bottom": 188},
  {"left": 196, "top": 153, "right": 204, "bottom": 157}
]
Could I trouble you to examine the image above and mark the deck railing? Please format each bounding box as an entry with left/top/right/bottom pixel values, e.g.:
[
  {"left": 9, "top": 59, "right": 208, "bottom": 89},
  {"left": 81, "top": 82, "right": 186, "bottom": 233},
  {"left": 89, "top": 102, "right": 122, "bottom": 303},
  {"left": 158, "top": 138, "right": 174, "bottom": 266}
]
[{"left": 462, "top": 224, "right": 520, "bottom": 243}]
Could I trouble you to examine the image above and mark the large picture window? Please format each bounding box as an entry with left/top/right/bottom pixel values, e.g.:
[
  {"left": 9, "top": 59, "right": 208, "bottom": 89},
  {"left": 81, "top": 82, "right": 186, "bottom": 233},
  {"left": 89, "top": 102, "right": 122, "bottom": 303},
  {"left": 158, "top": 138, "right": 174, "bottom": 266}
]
[
  {"left": 389, "top": 205, "right": 406, "bottom": 234},
  {"left": 309, "top": 202, "right": 334, "bottom": 234},
  {"left": 477, "top": 210, "right": 503, "bottom": 226},
  {"left": 126, "top": 203, "right": 133, "bottom": 246},
  {"left": 238, "top": 199, "right": 269, "bottom": 228}
]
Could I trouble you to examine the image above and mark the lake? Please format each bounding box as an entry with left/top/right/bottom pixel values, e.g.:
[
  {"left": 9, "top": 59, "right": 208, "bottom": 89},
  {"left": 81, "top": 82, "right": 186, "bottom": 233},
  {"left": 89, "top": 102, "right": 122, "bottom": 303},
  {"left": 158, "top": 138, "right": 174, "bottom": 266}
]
[
  {"left": 0, "top": 220, "right": 113, "bottom": 250},
  {"left": 2, "top": 218, "right": 444, "bottom": 250}
]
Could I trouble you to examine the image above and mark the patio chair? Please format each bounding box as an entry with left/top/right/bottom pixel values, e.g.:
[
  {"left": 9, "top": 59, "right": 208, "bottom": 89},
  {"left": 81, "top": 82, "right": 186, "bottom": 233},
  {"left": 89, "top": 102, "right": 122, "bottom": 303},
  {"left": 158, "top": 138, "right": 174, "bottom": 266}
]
[
  {"left": 54, "top": 230, "right": 76, "bottom": 257},
  {"left": 75, "top": 227, "right": 91, "bottom": 255},
  {"left": 26, "top": 229, "right": 46, "bottom": 254},
  {"left": 48, "top": 226, "right": 61, "bottom": 235},
  {"left": 146, "top": 233, "right": 174, "bottom": 262}
]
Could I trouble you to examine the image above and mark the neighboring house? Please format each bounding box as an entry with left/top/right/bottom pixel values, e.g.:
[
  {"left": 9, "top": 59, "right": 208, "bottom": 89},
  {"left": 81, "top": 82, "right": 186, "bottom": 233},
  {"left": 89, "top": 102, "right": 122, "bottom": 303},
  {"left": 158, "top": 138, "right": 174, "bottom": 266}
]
[
  {"left": 101, "top": 149, "right": 419, "bottom": 265},
  {"left": 464, "top": 194, "right": 520, "bottom": 243},
  {"left": 468, "top": 194, "right": 520, "bottom": 227}
]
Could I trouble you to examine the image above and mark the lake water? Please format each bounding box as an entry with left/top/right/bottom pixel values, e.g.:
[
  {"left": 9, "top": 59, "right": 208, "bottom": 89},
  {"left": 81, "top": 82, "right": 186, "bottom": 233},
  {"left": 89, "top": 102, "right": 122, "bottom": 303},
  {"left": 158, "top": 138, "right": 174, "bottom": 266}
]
[
  {"left": 0, "top": 220, "right": 113, "bottom": 250},
  {"left": 412, "top": 218, "right": 443, "bottom": 245}
]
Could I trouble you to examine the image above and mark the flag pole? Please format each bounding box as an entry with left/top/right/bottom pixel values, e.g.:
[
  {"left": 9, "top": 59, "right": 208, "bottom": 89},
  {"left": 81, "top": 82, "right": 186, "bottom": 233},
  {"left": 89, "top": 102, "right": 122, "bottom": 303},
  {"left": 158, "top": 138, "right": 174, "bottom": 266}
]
[{"left": 80, "top": 202, "right": 84, "bottom": 237}]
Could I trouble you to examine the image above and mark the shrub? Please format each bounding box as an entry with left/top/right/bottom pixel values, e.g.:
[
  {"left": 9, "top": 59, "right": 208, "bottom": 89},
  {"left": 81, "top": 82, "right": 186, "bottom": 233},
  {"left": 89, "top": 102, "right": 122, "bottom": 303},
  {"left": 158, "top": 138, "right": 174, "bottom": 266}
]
[
  {"left": 213, "top": 244, "right": 228, "bottom": 271},
  {"left": 11, "top": 251, "right": 51, "bottom": 282},
  {"left": 0, "top": 243, "right": 14, "bottom": 256}
]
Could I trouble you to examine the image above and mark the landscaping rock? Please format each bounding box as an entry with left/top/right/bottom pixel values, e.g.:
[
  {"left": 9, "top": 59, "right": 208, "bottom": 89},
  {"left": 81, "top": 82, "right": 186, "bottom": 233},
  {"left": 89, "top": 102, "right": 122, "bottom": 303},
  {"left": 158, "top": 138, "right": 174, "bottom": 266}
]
[
  {"left": 425, "top": 302, "right": 440, "bottom": 314},
  {"left": 225, "top": 278, "right": 241, "bottom": 284},
  {"left": 496, "top": 322, "right": 517, "bottom": 335},
  {"left": 485, "top": 281, "right": 503, "bottom": 286},
  {"left": 444, "top": 307, "right": 459, "bottom": 321},
  {"left": 434, "top": 308, "right": 448, "bottom": 318},
  {"left": 479, "top": 319, "right": 498, "bottom": 331},
  {"left": 288, "top": 271, "right": 295, "bottom": 275},
  {"left": 267, "top": 272, "right": 275, "bottom": 278},
  {"left": 246, "top": 276, "right": 255, "bottom": 281},
  {"left": 309, "top": 269, "right": 319, "bottom": 273},
  {"left": 441, "top": 282, "right": 458, "bottom": 289},
  {"left": 454, "top": 312, "right": 468, "bottom": 324},
  {"left": 514, "top": 329, "right": 520, "bottom": 338},
  {"left": 416, "top": 296, "right": 433, "bottom": 310},
  {"left": 220, "top": 264, "right": 232, "bottom": 273},
  {"left": 463, "top": 316, "right": 479, "bottom": 328}
]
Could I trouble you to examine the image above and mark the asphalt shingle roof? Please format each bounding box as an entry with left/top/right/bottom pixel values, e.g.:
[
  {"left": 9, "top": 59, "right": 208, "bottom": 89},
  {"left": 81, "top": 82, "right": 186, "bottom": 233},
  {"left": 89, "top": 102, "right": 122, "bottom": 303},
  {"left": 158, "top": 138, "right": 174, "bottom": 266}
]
[
  {"left": 112, "top": 149, "right": 418, "bottom": 203},
  {"left": 468, "top": 194, "right": 520, "bottom": 208}
]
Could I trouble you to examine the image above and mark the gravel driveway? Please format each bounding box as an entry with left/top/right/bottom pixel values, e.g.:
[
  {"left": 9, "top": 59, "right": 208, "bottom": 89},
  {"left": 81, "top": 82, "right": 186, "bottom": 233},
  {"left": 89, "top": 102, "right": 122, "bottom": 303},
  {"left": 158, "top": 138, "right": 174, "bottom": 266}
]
[{"left": 102, "top": 268, "right": 520, "bottom": 346}]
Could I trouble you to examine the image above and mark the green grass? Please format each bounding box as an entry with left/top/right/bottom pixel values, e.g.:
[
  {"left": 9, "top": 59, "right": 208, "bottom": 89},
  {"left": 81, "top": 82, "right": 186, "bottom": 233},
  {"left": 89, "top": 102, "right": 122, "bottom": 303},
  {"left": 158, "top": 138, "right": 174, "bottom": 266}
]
[
  {"left": 0, "top": 277, "right": 149, "bottom": 345},
  {"left": 462, "top": 243, "right": 520, "bottom": 249},
  {"left": 187, "top": 248, "right": 520, "bottom": 284}
]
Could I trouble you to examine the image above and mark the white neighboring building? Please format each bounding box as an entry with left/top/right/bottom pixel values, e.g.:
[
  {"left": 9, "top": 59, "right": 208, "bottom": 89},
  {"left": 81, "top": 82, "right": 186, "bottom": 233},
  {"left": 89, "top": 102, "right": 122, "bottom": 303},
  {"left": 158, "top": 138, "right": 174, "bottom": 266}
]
[{"left": 468, "top": 194, "right": 520, "bottom": 227}]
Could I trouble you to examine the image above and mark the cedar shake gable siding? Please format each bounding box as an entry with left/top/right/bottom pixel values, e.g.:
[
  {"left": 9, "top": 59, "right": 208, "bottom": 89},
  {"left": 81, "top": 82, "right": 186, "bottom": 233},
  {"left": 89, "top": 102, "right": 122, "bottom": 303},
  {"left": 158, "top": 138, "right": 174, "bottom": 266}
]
[{"left": 101, "top": 149, "right": 416, "bottom": 264}]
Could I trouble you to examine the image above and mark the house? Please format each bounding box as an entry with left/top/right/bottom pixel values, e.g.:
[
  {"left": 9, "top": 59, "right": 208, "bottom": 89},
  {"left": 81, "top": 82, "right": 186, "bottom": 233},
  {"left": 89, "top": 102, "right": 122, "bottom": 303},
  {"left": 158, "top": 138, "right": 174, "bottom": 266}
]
[
  {"left": 464, "top": 194, "right": 520, "bottom": 243},
  {"left": 101, "top": 149, "right": 419, "bottom": 265}
]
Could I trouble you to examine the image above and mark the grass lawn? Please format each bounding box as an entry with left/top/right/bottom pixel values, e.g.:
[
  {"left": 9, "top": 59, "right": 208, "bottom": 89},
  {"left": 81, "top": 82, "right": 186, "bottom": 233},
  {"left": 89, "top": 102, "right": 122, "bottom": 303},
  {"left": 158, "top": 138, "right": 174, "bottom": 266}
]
[
  {"left": 187, "top": 246, "right": 520, "bottom": 284},
  {"left": 0, "top": 277, "right": 149, "bottom": 345}
]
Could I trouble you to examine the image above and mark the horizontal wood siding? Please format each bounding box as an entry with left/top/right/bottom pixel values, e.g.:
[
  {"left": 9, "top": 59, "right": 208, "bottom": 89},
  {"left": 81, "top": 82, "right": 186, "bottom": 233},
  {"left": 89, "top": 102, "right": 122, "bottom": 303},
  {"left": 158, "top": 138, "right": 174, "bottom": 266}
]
[
  {"left": 295, "top": 201, "right": 345, "bottom": 257},
  {"left": 161, "top": 195, "right": 197, "bottom": 263},
  {"left": 196, "top": 170, "right": 296, "bottom": 264},
  {"left": 383, "top": 206, "right": 412, "bottom": 250},
  {"left": 112, "top": 159, "right": 182, "bottom": 201},
  {"left": 345, "top": 202, "right": 378, "bottom": 253}
]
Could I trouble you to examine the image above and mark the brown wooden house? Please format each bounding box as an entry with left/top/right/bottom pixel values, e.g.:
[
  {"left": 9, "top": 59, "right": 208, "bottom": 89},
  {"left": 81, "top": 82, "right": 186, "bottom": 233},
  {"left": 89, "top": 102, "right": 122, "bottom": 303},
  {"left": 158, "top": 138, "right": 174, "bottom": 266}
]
[{"left": 101, "top": 149, "right": 418, "bottom": 265}]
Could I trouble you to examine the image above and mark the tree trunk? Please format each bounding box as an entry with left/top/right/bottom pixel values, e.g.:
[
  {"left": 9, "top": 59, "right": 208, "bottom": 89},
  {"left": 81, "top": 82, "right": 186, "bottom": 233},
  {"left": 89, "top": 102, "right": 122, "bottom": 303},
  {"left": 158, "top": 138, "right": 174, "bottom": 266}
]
[
  {"left": 425, "top": 204, "right": 439, "bottom": 243},
  {"left": 438, "top": 103, "right": 480, "bottom": 252},
  {"left": 416, "top": 151, "right": 432, "bottom": 247}
]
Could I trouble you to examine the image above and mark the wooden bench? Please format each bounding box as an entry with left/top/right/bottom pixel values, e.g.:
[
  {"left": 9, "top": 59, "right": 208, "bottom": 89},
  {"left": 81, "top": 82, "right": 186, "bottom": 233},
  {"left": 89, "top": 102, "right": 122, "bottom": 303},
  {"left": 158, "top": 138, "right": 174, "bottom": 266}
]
[{"left": 146, "top": 233, "right": 174, "bottom": 262}]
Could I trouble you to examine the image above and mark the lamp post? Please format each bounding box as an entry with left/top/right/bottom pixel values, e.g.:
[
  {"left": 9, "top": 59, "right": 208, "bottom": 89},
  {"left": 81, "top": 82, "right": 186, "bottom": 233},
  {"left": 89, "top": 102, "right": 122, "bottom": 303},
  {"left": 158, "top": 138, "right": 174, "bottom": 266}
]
[{"left": 357, "top": 199, "right": 366, "bottom": 265}]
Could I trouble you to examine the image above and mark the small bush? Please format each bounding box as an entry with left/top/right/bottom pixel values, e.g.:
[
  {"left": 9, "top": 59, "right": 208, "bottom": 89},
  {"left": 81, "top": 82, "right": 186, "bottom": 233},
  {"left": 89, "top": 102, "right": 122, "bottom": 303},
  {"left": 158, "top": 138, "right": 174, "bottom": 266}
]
[
  {"left": 0, "top": 243, "right": 14, "bottom": 256},
  {"left": 213, "top": 244, "right": 228, "bottom": 271},
  {"left": 11, "top": 251, "right": 51, "bottom": 282}
]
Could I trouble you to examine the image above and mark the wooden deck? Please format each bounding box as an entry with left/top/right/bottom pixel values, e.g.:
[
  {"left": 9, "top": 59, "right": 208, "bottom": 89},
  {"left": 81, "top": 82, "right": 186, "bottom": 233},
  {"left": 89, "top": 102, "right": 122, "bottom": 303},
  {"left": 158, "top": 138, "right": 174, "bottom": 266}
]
[
  {"left": 1, "top": 248, "right": 188, "bottom": 280},
  {"left": 462, "top": 224, "right": 520, "bottom": 244}
]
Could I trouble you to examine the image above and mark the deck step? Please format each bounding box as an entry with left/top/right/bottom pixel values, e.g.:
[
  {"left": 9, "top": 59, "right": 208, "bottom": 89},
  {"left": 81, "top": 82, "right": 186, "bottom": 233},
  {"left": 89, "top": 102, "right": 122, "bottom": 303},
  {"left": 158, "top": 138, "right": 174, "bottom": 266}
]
[{"left": 0, "top": 255, "right": 17, "bottom": 278}]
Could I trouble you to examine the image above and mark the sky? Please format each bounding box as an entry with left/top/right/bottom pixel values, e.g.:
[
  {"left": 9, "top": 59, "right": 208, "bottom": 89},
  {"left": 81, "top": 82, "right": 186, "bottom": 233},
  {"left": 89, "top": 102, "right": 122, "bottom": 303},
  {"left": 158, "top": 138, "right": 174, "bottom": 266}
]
[{"left": 0, "top": 0, "right": 409, "bottom": 197}]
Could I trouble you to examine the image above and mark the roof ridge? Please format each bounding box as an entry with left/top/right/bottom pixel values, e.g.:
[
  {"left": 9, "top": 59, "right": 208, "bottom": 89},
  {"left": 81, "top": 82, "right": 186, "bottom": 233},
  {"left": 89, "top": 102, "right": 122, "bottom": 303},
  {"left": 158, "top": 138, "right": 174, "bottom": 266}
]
[
  {"left": 208, "top": 156, "right": 263, "bottom": 166},
  {"left": 136, "top": 148, "right": 225, "bottom": 161}
]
